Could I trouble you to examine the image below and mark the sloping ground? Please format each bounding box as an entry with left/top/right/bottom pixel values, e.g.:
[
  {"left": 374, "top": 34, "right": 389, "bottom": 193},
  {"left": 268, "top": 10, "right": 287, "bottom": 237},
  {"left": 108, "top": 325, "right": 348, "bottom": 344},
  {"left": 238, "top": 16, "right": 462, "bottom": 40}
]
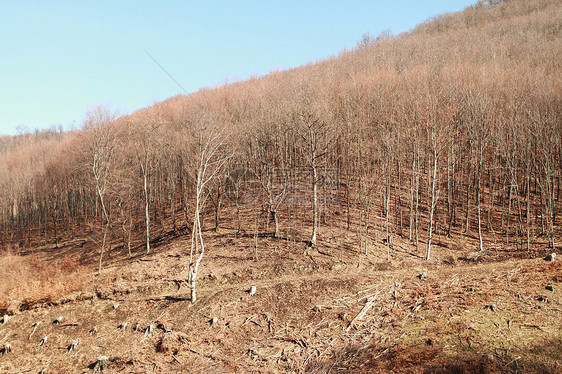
[{"left": 0, "top": 227, "right": 560, "bottom": 373}]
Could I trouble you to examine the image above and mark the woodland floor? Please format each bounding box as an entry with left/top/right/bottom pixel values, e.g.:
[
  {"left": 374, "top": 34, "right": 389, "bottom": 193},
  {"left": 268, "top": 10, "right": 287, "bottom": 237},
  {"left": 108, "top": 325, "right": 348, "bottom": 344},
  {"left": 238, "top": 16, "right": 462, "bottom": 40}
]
[{"left": 0, "top": 214, "right": 561, "bottom": 373}]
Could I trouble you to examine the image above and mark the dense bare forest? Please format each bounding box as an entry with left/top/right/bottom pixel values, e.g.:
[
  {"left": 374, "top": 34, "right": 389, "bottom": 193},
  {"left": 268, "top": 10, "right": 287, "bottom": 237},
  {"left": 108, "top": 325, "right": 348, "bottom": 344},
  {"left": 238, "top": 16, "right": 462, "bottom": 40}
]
[{"left": 0, "top": 0, "right": 560, "bottom": 265}]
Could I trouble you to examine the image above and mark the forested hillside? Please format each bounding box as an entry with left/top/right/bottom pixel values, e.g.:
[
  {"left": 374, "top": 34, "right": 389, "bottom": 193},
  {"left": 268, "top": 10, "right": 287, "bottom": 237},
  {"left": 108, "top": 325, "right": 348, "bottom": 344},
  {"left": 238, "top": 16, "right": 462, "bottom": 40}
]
[
  {"left": 1, "top": 1, "right": 561, "bottom": 372},
  {"left": 1, "top": 0, "right": 560, "bottom": 263}
]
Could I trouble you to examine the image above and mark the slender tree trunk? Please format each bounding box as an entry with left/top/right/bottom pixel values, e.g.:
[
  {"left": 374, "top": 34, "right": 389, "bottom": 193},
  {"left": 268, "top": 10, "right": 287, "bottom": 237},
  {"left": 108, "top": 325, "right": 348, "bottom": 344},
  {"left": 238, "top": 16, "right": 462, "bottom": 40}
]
[
  {"left": 385, "top": 175, "right": 391, "bottom": 261},
  {"left": 143, "top": 166, "right": 151, "bottom": 254},
  {"left": 214, "top": 187, "right": 222, "bottom": 232},
  {"left": 487, "top": 160, "right": 495, "bottom": 230},
  {"left": 95, "top": 183, "right": 110, "bottom": 274},
  {"left": 52, "top": 211, "right": 58, "bottom": 248},
  {"left": 506, "top": 180, "right": 513, "bottom": 246},
  {"left": 409, "top": 152, "right": 415, "bottom": 242},
  {"left": 189, "top": 180, "right": 204, "bottom": 303},
  {"left": 271, "top": 209, "right": 280, "bottom": 238},
  {"left": 415, "top": 151, "right": 420, "bottom": 250},
  {"left": 426, "top": 148, "right": 438, "bottom": 261},
  {"left": 346, "top": 178, "right": 351, "bottom": 231},
  {"left": 170, "top": 187, "right": 177, "bottom": 232},
  {"left": 311, "top": 162, "right": 318, "bottom": 247},
  {"left": 464, "top": 158, "right": 471, "bottom": 235},
  {"left": 477, "top": 150, "right": 483, "bottom": 252},
  {"left": 447, "top": 147, "right": 453, "bottom": 237},
  {"left": 526, "top": 166, "right": 531, "bottom": 251}
]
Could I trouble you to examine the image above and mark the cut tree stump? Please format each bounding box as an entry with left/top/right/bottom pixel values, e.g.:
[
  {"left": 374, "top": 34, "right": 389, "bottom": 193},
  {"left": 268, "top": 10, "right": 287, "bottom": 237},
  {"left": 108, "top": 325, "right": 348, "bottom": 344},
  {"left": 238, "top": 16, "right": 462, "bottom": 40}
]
[
  {"left": 544, "top": 253, "right": 556, "bottom": 262},
  {"left": 93, "top": 355, "right": 109, "bottom": 372},
  {"left": 1, "top": 342, "right": 10, "bottom": 355},
  {"left": 39, "top": 335, "right": 48, "bottom": 347},
  {"left": 144, "top": 324, "right": 153, "bottom": 338},
  {"left": 67, "top": 339, "right": 79, "bottom": 352}
]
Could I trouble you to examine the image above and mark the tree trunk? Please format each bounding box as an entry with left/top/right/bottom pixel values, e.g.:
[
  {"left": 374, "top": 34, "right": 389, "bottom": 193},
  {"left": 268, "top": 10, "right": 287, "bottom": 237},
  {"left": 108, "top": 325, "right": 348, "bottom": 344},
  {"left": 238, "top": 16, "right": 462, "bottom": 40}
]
[
  {"left": 52, "top": 211, "right": 58, "bottom": 248},
  {"left": 214, "top": 187, "right": 222, "bottom": 232},
  {"left": 143, "top": 165, "right": 151, "bottom": 254},
  {"left": 526, "top": 167, "right": 531, "bottom": 251},
  {"left": 271, "top": 209, "right": 280, "bottom": 238},
  {"left": 477, "top": 152, "right": 483, "bottom": 252},
  {"left": 385, "top": 176, "right": 391, "bottom": 261},
  {"left": 311, "top": 163, "right": 318, "bottom": 247},
  {"left": 426, "top": 148, "right": 438, "bottom": 261}
]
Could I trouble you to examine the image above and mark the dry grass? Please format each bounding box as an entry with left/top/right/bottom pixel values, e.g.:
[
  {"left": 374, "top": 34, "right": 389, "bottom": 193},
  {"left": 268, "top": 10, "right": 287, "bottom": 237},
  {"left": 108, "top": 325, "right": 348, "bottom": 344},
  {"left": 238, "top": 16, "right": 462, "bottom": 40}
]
[
  {"left": 0, "top": 231, "right": 560, "bottom": 373},
  {"left": 0, "top": 246, "right": 91, "bottom": 310}
]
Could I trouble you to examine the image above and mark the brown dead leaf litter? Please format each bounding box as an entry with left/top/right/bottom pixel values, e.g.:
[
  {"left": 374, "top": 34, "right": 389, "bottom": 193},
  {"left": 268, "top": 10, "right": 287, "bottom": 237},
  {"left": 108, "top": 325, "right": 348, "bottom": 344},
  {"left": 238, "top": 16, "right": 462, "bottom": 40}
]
[{"left": 0, "top": 228, "right": 560, "bottom": 373}]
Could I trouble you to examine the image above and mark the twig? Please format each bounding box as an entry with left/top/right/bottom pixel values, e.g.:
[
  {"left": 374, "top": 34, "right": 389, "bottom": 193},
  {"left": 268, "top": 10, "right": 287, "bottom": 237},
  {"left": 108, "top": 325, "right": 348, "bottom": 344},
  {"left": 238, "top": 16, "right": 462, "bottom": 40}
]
[
  {"left": 492, "top": 268, "right": 521, "bottom": 280},
  {"left": 249, "top": 320, "right": 262, "bottom": 328},
  {"left": 29, "top": 323, "right": 40, "bottom": 340},
  {"left": 172, "top": 355, "right": 183, "bottom": 365},
  {"left": 504, "top": 356, "right": 521, "bottom": 367},
  {"left": 188, "top": 348, "right": 230, "bottom": 363},
  {"left": 372, "top": 348, "right": 389, "bottom": 360},
  {"left": 345, "top": 291, "right": 381, "bottom": 332},
  {"left": 328, "top": 284, "right": 381, "bottom": 305},
  {"left": 444, "top": 274, "right": 459, "bottom": 286},
  {"left": 521, "top": 324, "right": 545, "bottom": 331}
]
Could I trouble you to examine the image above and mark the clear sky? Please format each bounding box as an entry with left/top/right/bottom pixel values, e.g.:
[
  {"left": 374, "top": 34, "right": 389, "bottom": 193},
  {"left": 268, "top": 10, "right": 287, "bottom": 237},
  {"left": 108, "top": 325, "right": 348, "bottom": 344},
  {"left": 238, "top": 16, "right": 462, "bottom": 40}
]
[{"left": 0, "top": 0, "right": 475, "bottom": 135}]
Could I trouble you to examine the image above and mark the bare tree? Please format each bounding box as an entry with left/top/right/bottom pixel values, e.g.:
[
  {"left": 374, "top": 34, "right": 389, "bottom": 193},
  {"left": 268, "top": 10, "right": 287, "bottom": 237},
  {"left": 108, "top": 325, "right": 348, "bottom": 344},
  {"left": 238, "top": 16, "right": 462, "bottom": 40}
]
[
  {"left": 187, "top": 121, "right": 231, "bottom": 303},
  {"left": 129, "top": 110, "right": 163, "bottom": 254},
  {"left": 83, "top": 104, "right": 119, "bottom": 273},
  {"left": 293, "top": 110, "right": 337, "bottom": 248},
  {"left": 425, "top": 96, "right": 447, "bottom": 261}
]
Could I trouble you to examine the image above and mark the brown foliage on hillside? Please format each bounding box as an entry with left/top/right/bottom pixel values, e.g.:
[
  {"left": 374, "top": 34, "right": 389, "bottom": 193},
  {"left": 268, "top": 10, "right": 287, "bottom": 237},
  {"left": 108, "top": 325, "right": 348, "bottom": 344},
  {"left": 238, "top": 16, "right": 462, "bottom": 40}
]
[{"left": 0, "top": 0, "right": 560, "bottom": 266}]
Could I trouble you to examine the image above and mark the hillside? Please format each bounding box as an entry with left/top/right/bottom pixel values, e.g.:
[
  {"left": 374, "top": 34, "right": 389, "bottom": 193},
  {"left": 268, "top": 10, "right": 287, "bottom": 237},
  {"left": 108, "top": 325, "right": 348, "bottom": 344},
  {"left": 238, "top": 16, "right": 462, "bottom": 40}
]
[{"left": 0, "top": 0, "right": 561, "bottom": 372}]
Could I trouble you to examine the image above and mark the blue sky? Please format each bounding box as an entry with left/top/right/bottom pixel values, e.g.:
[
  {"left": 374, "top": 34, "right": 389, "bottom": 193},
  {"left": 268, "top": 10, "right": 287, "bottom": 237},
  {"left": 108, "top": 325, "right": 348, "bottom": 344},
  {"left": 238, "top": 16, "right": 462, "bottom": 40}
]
[{"left": 0, "top": 0, "right": 474, "bottom": 135}]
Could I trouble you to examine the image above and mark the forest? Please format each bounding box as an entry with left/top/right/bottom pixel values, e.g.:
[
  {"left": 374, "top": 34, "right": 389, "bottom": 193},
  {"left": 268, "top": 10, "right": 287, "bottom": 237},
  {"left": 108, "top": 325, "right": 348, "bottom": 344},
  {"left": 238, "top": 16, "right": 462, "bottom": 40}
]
[
  {"left": 0, "top": 0, "right": 561, "bottom": 372},
  {"left": 1, "top": 0, "right": 559, "bottom": 266}
]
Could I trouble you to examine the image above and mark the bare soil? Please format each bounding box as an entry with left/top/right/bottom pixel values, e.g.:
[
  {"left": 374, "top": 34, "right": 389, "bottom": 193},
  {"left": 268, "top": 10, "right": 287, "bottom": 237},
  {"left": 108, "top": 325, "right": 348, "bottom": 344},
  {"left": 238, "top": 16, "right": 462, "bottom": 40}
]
[{"left": 0, "top": 216, "right": 560, "bottom": 373}]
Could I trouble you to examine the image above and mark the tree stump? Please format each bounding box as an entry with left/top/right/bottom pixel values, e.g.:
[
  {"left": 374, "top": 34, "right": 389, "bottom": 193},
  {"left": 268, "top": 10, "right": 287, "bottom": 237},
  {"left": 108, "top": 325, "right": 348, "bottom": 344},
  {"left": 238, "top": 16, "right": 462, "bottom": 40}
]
[
  {"left": 1, "top": 342, "right": 10, "bottom": 355},
  {"left": 93, "top": 355, "right": 109, "bottom": 372},
  {"left": 545, "top": 253, "right": 556, "bottom": 262},
  {"left": 144, "top": 324, "right": 153, "bottom": 338},
  {"left": 210, "top": 317, "right": 218, "bottom": 327},
  {"left": 249, "top": 286, "right": 257, "bottom": 296},
  {"left": 67, "top": 339, "right": 79, "bottom": 352},
  {"left": 39, "top": 336, "right": 48, "bottom": 347}
]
